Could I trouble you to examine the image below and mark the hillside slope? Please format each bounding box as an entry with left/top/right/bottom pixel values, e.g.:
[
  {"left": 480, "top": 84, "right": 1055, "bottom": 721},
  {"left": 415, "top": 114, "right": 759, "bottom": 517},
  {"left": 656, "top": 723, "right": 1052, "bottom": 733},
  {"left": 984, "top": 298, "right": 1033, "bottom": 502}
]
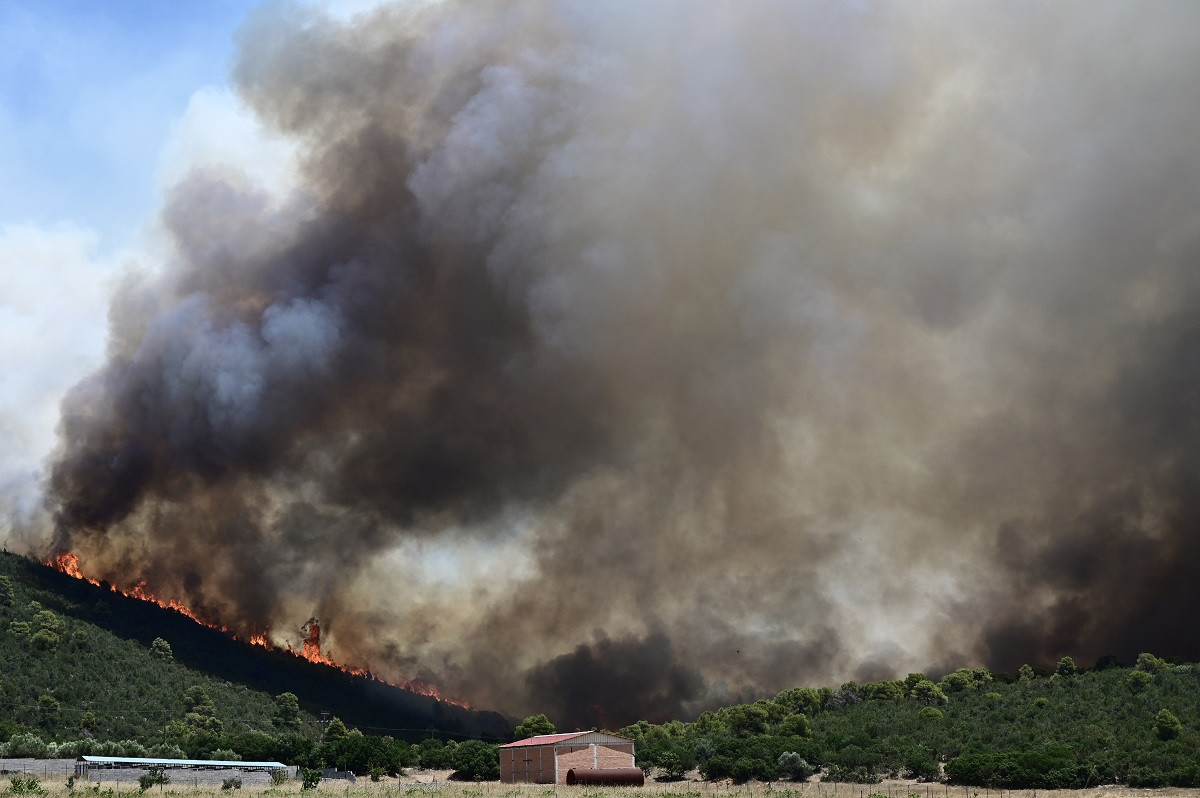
[
  {"left": 622, "top": 659, "right": 1200, "bottom": 788},
  {"left": 0, "top": 552, "right": 510, "bottom": 745}
]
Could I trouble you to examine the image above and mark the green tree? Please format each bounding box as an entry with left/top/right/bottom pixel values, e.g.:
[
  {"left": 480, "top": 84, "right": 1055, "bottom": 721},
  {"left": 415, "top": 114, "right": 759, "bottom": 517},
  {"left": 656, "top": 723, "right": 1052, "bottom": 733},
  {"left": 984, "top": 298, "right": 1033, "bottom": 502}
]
[
  {"left": 0, "top": 576, "right": 14, "bottom": 607},
  {"left": 939, "top": 668, "right": 992, "bottom": 693},
  {"left": 1155, "top": 709, "right": 1182, "bottom": 741},
  {"left": 514, "top": 713, "right": 555, "bottom": 739},
  {"left": 183, "top": 686, "right": 222, "bottom": 734},
  {"left": 419, "top": 739, "right": 452, "bottom": 769},
  {"left": 1055, "top": 656, "right": 1078, "bottom": 677},
  {"left": 775, "top": 687, "right": 822, "bottom": 717},
  {"left": 1136, "top": 652, "right": 1169, "bottom": 674},
  {"left": 1126, "top": 670, "right": 1154, "bottom": 691},
  {"left": 908, "top": 679, "right": 947, "bottom": 704},
  {"left": 721, "top": 703, "right": 770, "bottom": 737},
  {"left": 323, "top": 717, "right": 349, "bottom": 742},
  {"left": 1018, "top": 664, "right": 1036, "bottom": 681},
  {"left": 37, "top": 695, "right": 60, "bottom": 722},
  {"left": 150, "top": 638, "right": 173, "bottom": 662},
  {"left": 861, "top": 681, "right": 905, "bottom": 701},
  {"left": 273, "top": 692, "right": 302, "bottom": 731},
  {"left": 777, "top": 713, "right": 812, "bottom": 738},
  {"left": 449, "top": 740, "right": 499, "bottom": 781},
  {"left": 29, "top": 629, "right": 59, "bottom": 652},
  {"left": 33, "top": 610, "right": 61, "bottom": 633},
  {"left": 138, "top": 768, "right": 169, "bottom": 792}
]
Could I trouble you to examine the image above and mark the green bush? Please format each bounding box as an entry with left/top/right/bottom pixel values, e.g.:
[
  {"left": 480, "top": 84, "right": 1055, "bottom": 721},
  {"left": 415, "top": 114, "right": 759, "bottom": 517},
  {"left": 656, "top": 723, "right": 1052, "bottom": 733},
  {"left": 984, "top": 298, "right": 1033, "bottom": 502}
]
[
  {"left": 1, "top": 733, "right": 49, "bottom": 758},
  {"left": 777, "top": 751, "right": 816, "bottom": 781},
  {"left": 137, "top": 769, "right": 169, "bottom": 792},
  {"left": 5, "top": 777, "right": 45, "bottom": 796},
  {"left": 220, "top": 777, "right": 242, "bottom": 790},
  {"left": 301, "top": 769, "right": 322, "bottom": 790},
  {"left": 449, "top": 740, "right": 499, "bottom": 781}
]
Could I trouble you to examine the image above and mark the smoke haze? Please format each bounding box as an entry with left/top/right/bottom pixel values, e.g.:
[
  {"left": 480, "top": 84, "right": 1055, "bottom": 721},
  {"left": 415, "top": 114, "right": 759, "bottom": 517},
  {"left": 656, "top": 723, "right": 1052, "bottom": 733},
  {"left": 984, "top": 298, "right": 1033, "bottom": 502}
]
[{"left": 28, "top": 0, "right": 1200, "bottom": 727}]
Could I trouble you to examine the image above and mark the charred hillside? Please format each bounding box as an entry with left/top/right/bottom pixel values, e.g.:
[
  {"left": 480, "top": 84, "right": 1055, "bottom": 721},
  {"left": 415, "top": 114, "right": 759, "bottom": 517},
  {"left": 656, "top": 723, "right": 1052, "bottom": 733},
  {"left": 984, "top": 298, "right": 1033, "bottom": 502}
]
[{"left": 4, "top": 552, "right": 510, "bottom": 742}]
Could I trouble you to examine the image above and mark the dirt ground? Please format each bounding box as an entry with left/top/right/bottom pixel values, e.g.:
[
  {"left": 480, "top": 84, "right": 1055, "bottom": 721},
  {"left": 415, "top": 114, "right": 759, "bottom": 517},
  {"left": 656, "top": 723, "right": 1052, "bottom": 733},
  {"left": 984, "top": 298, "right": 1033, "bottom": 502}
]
[{"left": 2, "top": 765, "right": 1198, "bottom": 798}]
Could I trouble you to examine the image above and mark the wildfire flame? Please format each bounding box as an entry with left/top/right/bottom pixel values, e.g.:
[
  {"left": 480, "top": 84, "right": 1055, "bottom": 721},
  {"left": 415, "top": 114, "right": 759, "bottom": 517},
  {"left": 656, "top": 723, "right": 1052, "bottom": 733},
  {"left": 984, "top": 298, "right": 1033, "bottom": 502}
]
[{"left": 46, "top": 551, "right": 465, "bottom": 706}]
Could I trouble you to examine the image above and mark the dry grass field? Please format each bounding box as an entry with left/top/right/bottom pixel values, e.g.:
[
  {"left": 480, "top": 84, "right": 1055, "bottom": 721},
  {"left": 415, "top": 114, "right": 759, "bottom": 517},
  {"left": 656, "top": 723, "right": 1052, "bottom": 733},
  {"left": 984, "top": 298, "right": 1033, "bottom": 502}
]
[{"left": 5, "top": 771, "right": 1200, "bottom": 798}]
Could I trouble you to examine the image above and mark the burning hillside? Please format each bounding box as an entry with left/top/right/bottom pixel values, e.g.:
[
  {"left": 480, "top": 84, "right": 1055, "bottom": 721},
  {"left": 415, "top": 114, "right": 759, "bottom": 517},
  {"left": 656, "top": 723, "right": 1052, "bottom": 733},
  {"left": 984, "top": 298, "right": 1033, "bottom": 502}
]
[
  {"left": 49, "top": 552, "right": 463, "bottom": 706},
  {"left": 18, "top": 1, "right": 1200, "bottom": 729}
]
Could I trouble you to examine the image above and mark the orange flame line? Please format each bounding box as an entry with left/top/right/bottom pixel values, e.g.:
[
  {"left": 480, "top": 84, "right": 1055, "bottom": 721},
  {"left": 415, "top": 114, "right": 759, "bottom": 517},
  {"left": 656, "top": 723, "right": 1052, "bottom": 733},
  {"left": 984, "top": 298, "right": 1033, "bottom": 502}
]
[{"left": 46, "top": 552, "right": 468, "bottom": 707}]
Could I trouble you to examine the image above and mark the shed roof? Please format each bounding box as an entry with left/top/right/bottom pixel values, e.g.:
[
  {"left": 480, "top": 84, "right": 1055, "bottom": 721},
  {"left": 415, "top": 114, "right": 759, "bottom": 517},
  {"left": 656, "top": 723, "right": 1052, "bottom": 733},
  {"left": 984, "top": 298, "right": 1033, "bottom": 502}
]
[
  {"left": 500, "top": 731, "right": 633, "bottom": 748},
  {"left": 501, "top": 732, "right": 589, "bottom": 748}
]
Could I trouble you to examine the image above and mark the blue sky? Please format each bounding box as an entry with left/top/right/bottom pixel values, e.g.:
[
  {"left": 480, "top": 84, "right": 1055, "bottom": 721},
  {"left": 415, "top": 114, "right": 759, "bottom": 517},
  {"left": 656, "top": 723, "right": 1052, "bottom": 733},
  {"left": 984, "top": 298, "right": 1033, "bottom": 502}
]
[
  {"left": 0, "top": 0, "right": 292, "bottom": 535},
  {"left": 0, "top": 0, "right": 261, "bottom": 241}
]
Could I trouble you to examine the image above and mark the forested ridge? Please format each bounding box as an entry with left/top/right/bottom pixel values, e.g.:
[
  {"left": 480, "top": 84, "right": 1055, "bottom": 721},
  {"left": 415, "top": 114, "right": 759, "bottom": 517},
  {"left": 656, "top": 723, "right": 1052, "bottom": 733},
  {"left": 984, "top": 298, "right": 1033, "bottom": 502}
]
[
  {"left": 0, "top": 551, "right": 509, "bottom": 775},
  {"left": 5, "top": 547, "right": 1200, "bottom": 787},
  {"left": 619, "top": 656, "right": 1200, "bottom": 788}
]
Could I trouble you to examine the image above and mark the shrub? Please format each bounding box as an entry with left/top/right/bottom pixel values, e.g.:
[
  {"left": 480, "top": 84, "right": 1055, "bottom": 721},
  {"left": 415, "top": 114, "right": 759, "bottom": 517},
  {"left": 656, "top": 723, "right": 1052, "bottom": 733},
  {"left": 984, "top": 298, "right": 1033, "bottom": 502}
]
[
  {"left": 1, "top": 733, "right": 49, "bottom": 758},
  {"left": 449, "top": 740, "right": 499, "bottom": 781},
  {"left": 777, "top": 752, "right": 816, "bottom": 781},
  {"left": 137, "top": 769, "right": 169, "bottom": 792},
  {"left": 918, "top": 707, "right": 943, "bottom": 721},
  {"left": 823, "top": 765, "right": 880, "bottom": 784},
  {"left": 657, "top": 751, "right": 688, "bottom": 781},
  {"left": 729, "top": 757, "right": 759, "bottom": 784},
  {"left": 6, "top": 777, "right": 46, "bottom": 796},
  {"left": 220, "top": 777, "right": 242, "bottom": 790},
  {"left": 701, "top": 755, "right": 732, "bottom": 781},
  {"left": 301, "top": 769, "right": 322, "bottom": 790},
  {"left": 145, "top": 744, "right": 187, "bottom": 759},
  {"left": 904, "top": 750, "right": 940, "bottom": 782},
  {"left": 270, "top": 770, "right": 288, "bottom": 786}
]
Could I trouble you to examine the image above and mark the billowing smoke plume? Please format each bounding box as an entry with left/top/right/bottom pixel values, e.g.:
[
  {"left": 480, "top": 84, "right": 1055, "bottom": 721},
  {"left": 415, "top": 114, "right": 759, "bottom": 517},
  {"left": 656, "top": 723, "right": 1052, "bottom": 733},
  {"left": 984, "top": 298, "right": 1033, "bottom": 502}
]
[{"left": 36, "top": 0, "right": 1200, "bottom": 728}]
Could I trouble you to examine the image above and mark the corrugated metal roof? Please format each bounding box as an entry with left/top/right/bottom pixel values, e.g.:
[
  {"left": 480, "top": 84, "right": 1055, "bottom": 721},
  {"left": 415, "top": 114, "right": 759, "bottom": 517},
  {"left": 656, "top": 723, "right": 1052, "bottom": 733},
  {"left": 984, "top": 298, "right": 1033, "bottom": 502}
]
[
  {"left": 78, "top": 756, "right": 285, "bottom": 768},
  {"left": 500, "top": 731, "right": 633, "bottom": 748},
  {"left": 500, "top": 732, "right": 589, "bottom": 748}
]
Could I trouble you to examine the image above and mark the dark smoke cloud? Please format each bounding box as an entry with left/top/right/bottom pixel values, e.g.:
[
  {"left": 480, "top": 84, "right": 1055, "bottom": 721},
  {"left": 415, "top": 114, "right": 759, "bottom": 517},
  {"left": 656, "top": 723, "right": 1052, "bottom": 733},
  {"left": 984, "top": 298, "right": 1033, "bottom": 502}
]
[
  {"left": 528, "top": 633, "right": 703, "bottom": 730},
  {"left": 31, "top": 0, "right": 1200, "bottom": 727}
]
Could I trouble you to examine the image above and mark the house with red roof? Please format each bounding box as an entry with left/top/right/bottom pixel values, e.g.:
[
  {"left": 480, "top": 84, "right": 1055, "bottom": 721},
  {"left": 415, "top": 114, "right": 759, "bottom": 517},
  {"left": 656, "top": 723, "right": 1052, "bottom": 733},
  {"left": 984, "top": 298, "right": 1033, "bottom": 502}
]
[{"left": 498, "top": 731, "right": 636, "bottom": 784}]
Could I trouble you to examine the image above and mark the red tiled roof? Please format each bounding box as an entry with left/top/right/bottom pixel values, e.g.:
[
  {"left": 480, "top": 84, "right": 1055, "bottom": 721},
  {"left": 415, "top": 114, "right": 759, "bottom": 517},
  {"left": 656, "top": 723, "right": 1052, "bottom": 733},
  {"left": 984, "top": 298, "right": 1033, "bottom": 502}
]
[{"left": 499, "top": 732, "right": 590, "bottom": 748}]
